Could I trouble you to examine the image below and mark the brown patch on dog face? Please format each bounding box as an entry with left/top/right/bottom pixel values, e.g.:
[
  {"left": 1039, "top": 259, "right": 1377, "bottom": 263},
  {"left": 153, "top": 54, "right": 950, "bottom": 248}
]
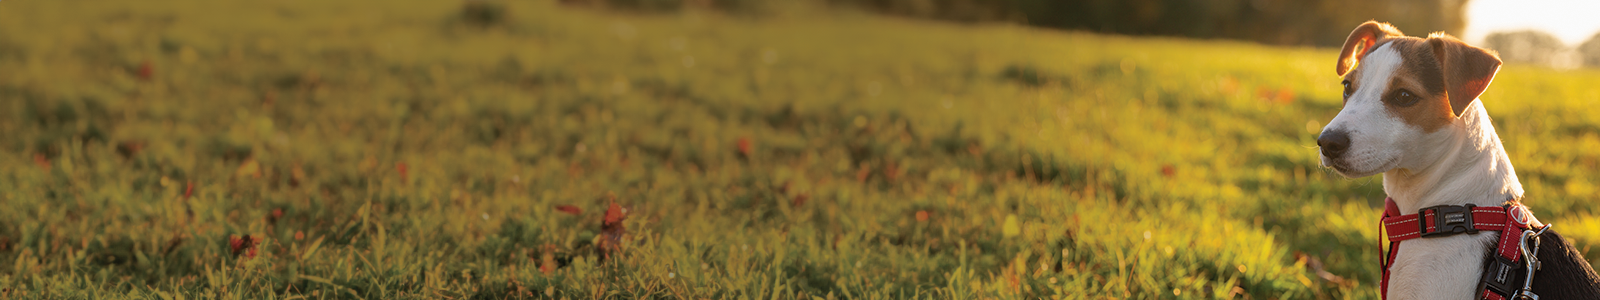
[
  {"left": 1381, "top": 38, "right": 1454, "bottom": 133},
  {"left": 1340, "top": 38, "right": 1451, "bottom": 132},
  {"left": 1334, "top": 23, "right": 1498, "bottom": 134}
]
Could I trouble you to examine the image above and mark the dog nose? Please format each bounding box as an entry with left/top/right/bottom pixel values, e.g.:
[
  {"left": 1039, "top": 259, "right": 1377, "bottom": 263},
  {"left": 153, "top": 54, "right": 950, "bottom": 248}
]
[{"left": 1318, "top": 130, "right": 1351, "bottom": 158}]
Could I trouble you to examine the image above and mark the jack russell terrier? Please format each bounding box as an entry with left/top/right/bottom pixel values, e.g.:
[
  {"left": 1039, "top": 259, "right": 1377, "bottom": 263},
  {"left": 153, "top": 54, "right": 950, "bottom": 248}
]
[{"left": 1318, "top": 21, "right": 1600, "bottom": 299}]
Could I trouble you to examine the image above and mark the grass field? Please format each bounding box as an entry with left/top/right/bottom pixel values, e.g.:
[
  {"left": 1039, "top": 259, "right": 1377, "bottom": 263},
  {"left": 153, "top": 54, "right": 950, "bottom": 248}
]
[{"left": 8, "top": 0, "right": 1600, "bottom": 299}]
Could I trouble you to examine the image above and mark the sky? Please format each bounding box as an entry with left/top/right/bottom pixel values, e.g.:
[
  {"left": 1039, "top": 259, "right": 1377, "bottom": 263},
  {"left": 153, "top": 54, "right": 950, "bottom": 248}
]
[{"left": 1463, "top": 0, "right": 1600, "bottom": 46}]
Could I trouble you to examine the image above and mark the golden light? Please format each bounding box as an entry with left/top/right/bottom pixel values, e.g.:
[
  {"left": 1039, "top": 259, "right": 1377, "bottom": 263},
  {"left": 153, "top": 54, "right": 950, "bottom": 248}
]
[{"left": 1465, "top": 0, "right": 1600, "bottom": 45}]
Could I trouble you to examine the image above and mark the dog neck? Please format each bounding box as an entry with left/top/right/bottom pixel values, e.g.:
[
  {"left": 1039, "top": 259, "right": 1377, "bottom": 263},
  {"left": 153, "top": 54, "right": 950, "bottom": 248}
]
[{"left": 1382, "top": 101, "right": 1523, "bottom": 213}]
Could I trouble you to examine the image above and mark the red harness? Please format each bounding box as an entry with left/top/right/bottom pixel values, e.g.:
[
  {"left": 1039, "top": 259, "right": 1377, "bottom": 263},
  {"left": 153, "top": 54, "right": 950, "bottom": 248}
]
[{"left": 1380, "top": 197, "right": 1545, "bottom": 300}]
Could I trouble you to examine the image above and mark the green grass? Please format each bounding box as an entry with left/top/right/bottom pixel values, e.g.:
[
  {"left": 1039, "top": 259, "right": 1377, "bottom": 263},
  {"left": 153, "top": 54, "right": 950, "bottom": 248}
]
[{"left": 7, "top": 0, "right": 1600, "bottom": 299}]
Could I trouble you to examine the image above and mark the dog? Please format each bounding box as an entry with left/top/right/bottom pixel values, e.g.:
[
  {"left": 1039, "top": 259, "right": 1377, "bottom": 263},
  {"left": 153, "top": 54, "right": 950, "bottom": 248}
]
[{"left": 1318, "top": 21, "right": 1600, "bottom": 299}]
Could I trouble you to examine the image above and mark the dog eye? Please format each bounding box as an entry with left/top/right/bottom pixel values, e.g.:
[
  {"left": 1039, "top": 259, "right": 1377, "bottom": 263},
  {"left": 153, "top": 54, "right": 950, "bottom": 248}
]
[
  {"left": 1342, "top": 81, "right": 1352, "bottom": 99},
  {"left": 1387, "top": 89, "right": 1421, "bottom": 107}
]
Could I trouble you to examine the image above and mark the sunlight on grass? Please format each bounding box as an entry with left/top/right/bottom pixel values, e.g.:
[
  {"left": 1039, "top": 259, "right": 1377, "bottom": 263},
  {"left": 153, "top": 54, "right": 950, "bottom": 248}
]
[{"left": 6, "top": 0, "right": 1600, "bottom": 299}]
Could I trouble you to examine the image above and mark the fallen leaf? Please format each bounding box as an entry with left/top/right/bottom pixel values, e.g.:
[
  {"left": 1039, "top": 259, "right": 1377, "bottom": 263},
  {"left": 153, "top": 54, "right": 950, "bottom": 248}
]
[
  {"left": 736, "top": 137, "right": 752, "bottom": 157},
  {"left": 116, "top": 141, "right": 145, "bottom": 158},
  {"left": 1161, "top": 165, "right": 1176, "bottom": 177},
  {"left": 268, "top": 208, "right": 284, "bottom": 225},
  {"left": 396, "top": 162, "right": 409, "bottom": 182},
  {"left": 32, "top": 154, "right": 49, "bottom": 171},
  {"left": 884, "top": 162, "right": 900, "bottom": 182},
  {"left": 916, "top": 210, "right": 929, "bottom": 222},
  {"left": 554, "top": 205, "right": 582, "bottom": 215},
  {"left": 600, "top": 202, "right": 628, "bottom": 258},
  {"left": 540, "top": 252, "right": 556, "bottom": 275},
  {"left": 137, "top": 61, "right": 153, "bottom": 80},
  {"left": 604, "top": 202, "right": 626, "bottom": 226},
  {"left": 229, "top": 235, "right": 259, "bottom": 258}
]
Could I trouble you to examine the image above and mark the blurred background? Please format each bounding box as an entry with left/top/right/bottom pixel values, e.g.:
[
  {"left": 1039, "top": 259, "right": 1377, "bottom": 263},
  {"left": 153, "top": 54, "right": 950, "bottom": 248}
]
[
  {"left": 575, "top": 0, "right": 1600, "bottom": 67},
  {"left": 4, "top": 0, "right": 1600, "bottom": 299}
]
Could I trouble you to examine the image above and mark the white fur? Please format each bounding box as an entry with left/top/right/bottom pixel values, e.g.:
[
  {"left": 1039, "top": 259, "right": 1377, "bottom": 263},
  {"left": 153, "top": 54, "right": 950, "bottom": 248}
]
[{"left": 1320, "top": 44, "right": 1523, "bottom": 299}]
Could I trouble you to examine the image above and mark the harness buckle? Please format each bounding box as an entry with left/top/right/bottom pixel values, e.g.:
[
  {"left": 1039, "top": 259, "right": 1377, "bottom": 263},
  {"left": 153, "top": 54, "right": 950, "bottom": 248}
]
[
  {"left": 1419, "top": 204, "right": 1477, "bottom": 237},
  {"left": 1479, "top": 254, "right": 1525, "bottom": 297}
]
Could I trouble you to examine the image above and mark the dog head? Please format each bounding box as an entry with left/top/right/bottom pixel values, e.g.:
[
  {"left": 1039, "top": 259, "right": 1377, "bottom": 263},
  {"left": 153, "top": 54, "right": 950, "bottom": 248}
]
[{"left": 1317, "top": 21, "right": 1502, "bottom": 178}]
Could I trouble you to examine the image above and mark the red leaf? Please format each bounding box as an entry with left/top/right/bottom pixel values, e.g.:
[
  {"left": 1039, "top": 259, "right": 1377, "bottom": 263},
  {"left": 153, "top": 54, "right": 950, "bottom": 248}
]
[
  {"left": 184, "top": 182, "right": 195, "bottom": 199},
  {"left": 554, "top": 205, "right": 582, "bottom": 215},
  {"left": 116, "top": 141, "right": 145, "bottom": 158},
  {"left": 396, "top": 163, "right": 409, "bottom": 182},
  {"left": 268, "top": 208, "right": 285, "bottom": 225},
  {"left": 33, "top": 154, "right": 50, "bottom": 170},
  {"left": 791, "top": 194, "right": 809, "bottom": 207},
  {"left": 885, "top": 162, "right": 900, "bottom": 182},
  {"left": 137, "top": 61, "right": 153, "bottom": 80},
  {"left": 538, "top": 244, "right": 559, "bottom": 274},
  {"left": 540, "top": 253, "right": 555, "bottom": 275},
  {"left": 229, "top": 235, "right": 258, "bottom": 258},
  {"left": 600, "top": 202, "right": 628, "bottom": 258},
  {"left": 262, "top": 90, "right": 276, "bottom": 106},
  {"left": 915, "top": 210, "right": 930, "bottom": 222},
  {"left": 604, "top": 203, "right": 625, "bottom": 226},
  {"left": 736, "top": 137, "right": 752, "bottom": 157},
  {"left": 1161, "top": 165, "right": 1176, "bottom": 178}
]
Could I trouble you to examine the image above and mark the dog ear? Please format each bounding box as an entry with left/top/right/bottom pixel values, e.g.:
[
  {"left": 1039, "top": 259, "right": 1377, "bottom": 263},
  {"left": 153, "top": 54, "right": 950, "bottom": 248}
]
[
  {"left": 1427, "top": 34, "right": 1501, "bottom": 117},
  {"left": 1337, "top": 21, "right": 1403, "bottom": 76}
]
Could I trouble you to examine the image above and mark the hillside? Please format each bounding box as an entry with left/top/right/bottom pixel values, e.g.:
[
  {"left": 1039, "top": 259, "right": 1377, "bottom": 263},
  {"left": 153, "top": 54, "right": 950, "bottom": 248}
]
[{"left": 6, "top": 1, "right": 1600, "bottom": 298}]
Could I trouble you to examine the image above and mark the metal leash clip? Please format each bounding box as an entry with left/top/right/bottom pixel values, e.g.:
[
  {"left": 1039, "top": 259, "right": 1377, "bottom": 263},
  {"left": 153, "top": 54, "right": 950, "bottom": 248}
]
[{"left": 1516, "top": 224, "right": 1552, "bottom": 300}]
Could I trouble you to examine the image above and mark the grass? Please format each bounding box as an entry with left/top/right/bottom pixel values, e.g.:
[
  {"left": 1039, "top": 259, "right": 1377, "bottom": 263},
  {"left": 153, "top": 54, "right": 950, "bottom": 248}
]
[{"left": 6, "top": 0, "right": 1600, "bottom": 298}]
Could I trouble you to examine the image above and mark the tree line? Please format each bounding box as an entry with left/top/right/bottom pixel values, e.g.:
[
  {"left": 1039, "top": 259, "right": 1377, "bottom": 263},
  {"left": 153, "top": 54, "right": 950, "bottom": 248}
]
[{"left": 558, "top": 0, "right": 1469, "bottom": 47}]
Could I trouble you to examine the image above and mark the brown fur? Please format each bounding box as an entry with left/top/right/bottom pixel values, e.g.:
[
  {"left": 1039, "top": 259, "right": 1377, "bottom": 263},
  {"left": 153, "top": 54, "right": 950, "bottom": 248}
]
[
  {"left": 1335, "top": 22, "right": 1502, "bottom": 133},
  {"left": 1427, "top": 33, "right": 1503, "bottom": 117},
  {"left": 1383, "top": 38, "right": 1455, "bottom": 133},
  {"left": 1336, "top": 21, "right": 1403, "bottom": 76}
]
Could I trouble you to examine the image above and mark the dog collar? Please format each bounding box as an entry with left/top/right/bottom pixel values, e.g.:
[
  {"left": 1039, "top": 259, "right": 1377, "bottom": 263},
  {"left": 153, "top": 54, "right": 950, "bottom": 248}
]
[{"left": 1379, "top": 197, "right": 1547, "bottom": 300}]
